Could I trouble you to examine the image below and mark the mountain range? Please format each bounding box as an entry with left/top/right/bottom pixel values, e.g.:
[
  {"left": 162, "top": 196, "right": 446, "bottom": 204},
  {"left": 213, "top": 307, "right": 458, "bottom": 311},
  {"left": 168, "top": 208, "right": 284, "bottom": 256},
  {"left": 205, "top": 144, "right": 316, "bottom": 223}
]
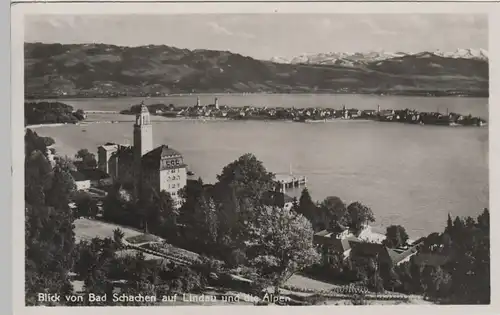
[
  {"left": 271, "top": 49, "right": 488, "bottom": 66},
  {"left": 24, "top": 43, "right": 489, "bottom": 98}
]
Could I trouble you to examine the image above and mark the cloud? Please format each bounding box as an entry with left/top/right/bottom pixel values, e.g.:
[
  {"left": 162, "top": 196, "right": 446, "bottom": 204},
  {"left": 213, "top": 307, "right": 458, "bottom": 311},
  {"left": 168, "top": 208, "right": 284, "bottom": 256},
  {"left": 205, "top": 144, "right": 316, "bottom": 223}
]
[
  {"left": 360, "top": 18, "right": 399, "bottom": 36},
  {"left": 207, "top": 21, "right": 255, "bottom": 39},
  {"left": 207, "top": 21, "right": 233, "bottom": 36}
]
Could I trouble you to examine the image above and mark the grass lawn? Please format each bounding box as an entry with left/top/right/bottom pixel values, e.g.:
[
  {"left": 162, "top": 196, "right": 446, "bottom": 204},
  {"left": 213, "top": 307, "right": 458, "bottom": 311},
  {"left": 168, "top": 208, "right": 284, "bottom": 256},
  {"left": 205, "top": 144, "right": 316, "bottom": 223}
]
[
  {"left": 73, "top": 218, "right": 199, "bottom": 262},
  {"left": 284, "top": 274, "right": 341, "bottom": 291},
  {"left": 74, "top": 218, "right": 144, "bottom": 243},
  {"left": 126, "top": 233, "right": 162, "bottom": 245}
]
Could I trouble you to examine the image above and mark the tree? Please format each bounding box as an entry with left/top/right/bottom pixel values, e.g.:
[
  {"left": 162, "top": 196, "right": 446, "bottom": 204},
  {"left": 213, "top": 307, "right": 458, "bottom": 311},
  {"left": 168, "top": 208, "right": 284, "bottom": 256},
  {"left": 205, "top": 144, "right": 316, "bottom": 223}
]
[
  {"left": 73, "top": 238, "right": 118, "bottom": 305},
  {"left": 25, "top": 204, "right": 75, "bottom": 305},
  {"left": 25, "top": 129, "right": 46, "bottom": 155},
  {"left": 45, "top": 164, "right": 76, "bottom": 210},
  {"left": 192, "top": 194, "right": 219, "bottom": 246},
  {"left": 291, "top": 197, "right": 299, "bottom": 212},
  {"left": 102, "top": 184, "right": 137, "bottom": 227},
  {"left": 388, "top": 209, "right": 490, "bottom": 304},
  {"left": 477, "top": 208, "right": 489, "bottom": 233},
  {"left": 25, "top": 135, "right": 76, "bottom": 305},
  {"left": 74, "top": 109, "right": 86, "bottom": 120},
  {"left": 75, "top": 193, "right": 99, "bottom": 218},
  {"left": 383, "top": 225, "right": 409, "bottom": 248},
  {"left": 141, "top": 186, "right": 177, "bottom": 236},
  {"left": 178, "top": 178, "right": 205, "bottom": 221},
  {"left": 25, "top": 150, "right": 52, "bottom": 206},
  {"left": 428, "top": 267, "right": 452, "bottom": 299},
  {"left": 25, "top": 129, "right": 54, "bottom": 156},
  {"left": 247, "top": 207, "right": 320, "bottom": 295},
  {"left": 75, "top": 148, "right": 97, "bottom": 169},
  {"left": 445, "top": 213, "right": 453, "bottom": 234},
  {"left": 215, "top": 153, "right": 275, "bottom": 203},
  {"left": 56, "top": 156, "right": 77, "bottom": 173},
  {"left": 296, "top": 188, "right": 318, "bottom": 228},
  {"left": 113, "top": 228, "right": 125, "bottom": 248},
  {"left": 318, "top": 196, "right": 348, "bottom": 232},
  {"left": 346, "top": 202, "right": 375, "bottom": 235},
  {"left": 25, "top": 101, "right": 80, "bottom": 125}
]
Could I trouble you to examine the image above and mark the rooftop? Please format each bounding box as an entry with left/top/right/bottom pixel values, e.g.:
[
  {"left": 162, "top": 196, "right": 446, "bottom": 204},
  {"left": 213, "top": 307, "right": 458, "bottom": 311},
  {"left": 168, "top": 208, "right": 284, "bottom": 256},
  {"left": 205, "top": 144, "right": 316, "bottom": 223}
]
[
  {"left": 143, "top": 145, "right": 182, "bottom": 161},
  {"left": 140, "top": 102, "right": 150, "bottom": 113},
  {"left": 99, "top": 143, "right": 118, "bottom": 150}
]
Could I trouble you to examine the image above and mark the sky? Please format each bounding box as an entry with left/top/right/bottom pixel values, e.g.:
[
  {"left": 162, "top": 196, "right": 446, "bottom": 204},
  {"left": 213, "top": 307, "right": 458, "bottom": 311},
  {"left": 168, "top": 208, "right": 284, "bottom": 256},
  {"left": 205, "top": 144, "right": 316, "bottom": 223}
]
[{"left": 25, "top": 14, "right": 488, "bottom": 60}]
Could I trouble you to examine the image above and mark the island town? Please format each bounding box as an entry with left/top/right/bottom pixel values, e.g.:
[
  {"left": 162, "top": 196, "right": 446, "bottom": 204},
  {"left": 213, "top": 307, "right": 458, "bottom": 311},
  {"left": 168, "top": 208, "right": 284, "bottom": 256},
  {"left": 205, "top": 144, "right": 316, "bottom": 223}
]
[{"left": 115, "top": 97, "right": 487, "bottom": 127}]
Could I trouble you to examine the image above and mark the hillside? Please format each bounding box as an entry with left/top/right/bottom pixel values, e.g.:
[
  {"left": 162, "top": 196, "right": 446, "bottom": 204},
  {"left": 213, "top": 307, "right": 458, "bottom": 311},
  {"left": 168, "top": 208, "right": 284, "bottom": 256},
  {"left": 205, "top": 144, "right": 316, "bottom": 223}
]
[{"left": 24, "top": 43, "right": 489, "bottom": 98}]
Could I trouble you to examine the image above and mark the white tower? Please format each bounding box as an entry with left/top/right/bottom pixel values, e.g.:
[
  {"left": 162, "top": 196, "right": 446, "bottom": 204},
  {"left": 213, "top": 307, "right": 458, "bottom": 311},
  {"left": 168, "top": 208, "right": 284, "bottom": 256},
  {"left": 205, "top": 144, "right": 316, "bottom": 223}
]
[
  {"left": 133, "top": 102, "right": 153, "bottom": 157},
  {"left": 133, "top": 102, "right": 153, "bottom": 198}
]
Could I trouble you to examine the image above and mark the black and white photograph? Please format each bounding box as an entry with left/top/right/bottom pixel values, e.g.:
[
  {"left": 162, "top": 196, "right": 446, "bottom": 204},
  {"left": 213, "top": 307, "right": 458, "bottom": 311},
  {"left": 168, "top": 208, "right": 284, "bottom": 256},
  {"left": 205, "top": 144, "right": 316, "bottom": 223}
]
[{"left": 18, "top": 4, "right": 490, "bottom": 308}]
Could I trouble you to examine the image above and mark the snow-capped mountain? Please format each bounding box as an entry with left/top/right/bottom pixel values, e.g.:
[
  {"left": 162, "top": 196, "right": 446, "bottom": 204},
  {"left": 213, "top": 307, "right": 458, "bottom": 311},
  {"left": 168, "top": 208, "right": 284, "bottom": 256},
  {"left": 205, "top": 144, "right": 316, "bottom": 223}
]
[
  {"left": 271, "top": 49, "right": 488, "bottom": 65},
  {"left": 270, "top": 51, "right": 408, "bottom": 66},
  {"left": 269, "top": 56, "right": 291, "bottom": 64},
  {"left": 433, "top": 48, "right": 488, "bottom": 61}
]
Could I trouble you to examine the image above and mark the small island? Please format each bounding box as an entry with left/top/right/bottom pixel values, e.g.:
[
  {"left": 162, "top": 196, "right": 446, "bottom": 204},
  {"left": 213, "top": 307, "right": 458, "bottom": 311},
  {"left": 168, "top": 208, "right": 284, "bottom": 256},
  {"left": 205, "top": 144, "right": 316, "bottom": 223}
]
[
  {"left": 25, "top": 101, "right": 87, "bottom": 126},
  {"left": 120, "top": 98, "right": 487, "bottom": 127}
]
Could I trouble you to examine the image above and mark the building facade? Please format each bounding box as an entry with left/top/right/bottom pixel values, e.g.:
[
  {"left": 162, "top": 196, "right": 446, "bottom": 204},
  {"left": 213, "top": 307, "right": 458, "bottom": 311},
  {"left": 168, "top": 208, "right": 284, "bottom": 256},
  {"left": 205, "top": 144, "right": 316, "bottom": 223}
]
[
  {"left": 141, "top": 145, "right": 188, "bottom": 208},
  {"left": 97, "top": 103, "right": 187, "bottom": 208}
]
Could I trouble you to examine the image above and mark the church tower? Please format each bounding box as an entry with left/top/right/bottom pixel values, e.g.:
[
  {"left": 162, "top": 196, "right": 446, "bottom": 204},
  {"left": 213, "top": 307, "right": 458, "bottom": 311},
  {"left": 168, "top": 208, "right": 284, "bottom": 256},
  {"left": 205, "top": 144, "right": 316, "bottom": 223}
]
[{"left": 133, "top": 102, "right": 153, "bottom": 198}]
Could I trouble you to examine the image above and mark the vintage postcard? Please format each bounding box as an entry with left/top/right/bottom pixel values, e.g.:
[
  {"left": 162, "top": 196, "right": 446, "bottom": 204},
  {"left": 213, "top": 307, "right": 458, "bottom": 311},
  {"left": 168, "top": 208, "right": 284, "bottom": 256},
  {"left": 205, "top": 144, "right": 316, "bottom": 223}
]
[{"left": 11, "top": 1, "right": 498, "bottom": 314}]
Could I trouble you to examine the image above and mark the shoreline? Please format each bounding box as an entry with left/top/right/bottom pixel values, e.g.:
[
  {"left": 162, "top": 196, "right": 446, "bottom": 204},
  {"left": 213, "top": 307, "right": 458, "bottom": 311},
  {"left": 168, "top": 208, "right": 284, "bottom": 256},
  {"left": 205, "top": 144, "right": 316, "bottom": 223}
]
[
  {"left": 26, "top": 91, "right": 489, "bottom": 100},
  {"left": 25, "top": 115, "right": 488, "bottom": 129}
]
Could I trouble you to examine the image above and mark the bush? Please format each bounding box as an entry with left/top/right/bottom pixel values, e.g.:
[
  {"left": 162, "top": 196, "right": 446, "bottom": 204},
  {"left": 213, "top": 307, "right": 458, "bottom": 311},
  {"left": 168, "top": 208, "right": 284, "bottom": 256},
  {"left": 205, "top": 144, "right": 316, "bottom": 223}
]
[{"left": 227, "top": 249, "right": 247, "bottom": 268}]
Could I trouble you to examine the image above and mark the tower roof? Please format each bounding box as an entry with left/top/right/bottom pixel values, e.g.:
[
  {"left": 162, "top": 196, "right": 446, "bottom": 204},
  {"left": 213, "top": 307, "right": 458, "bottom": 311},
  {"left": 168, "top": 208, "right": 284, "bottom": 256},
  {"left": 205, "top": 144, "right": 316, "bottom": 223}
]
[{"left": 140, "top": 102, "right": 150, "bottom": 113}]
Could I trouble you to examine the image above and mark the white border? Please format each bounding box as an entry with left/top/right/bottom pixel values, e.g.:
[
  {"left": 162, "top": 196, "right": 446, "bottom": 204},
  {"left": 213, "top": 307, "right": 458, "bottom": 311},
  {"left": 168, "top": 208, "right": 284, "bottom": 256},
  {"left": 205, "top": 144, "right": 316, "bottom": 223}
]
[{"left": 11, "top": 2, "right": 499, "bottom": 315}]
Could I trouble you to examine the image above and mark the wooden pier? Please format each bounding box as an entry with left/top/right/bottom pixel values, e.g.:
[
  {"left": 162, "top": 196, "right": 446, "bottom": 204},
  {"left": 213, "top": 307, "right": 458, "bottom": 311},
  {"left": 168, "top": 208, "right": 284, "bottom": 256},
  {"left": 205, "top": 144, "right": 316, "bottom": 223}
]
[{"left": 275, "top": 174, "right": 307, "bottom": 193}]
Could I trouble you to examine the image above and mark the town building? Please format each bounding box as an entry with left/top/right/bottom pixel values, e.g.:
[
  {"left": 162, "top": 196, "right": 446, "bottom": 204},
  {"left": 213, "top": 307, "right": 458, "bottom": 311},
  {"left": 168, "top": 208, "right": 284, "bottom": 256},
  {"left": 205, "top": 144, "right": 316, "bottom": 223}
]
[
  {"left": 98, "top": 103, "right": 187, "bottom": 208},
  {"left": 314, "top": 226, "right": 420, "bottom": 268},
  {"left": 71, "top": 171, "right": 92, "bottom": 190}
]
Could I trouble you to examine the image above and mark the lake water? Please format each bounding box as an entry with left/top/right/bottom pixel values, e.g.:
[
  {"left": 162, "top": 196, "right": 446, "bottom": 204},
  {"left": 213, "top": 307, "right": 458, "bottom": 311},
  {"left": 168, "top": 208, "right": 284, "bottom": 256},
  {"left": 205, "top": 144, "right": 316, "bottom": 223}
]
[
  {"left": 39, "top": 94, "right": 488, "bottom": 119},
  {"left": 34, "top": 95, "right": 489, "bottom": 238}
]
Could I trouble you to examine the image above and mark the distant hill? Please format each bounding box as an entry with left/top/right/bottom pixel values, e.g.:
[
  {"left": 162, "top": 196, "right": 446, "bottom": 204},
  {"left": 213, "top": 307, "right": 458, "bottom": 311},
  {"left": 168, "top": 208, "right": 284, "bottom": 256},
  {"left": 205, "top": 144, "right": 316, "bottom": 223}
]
[{"left": 24, "top": 43, "right": 489, "bottom": 98}]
